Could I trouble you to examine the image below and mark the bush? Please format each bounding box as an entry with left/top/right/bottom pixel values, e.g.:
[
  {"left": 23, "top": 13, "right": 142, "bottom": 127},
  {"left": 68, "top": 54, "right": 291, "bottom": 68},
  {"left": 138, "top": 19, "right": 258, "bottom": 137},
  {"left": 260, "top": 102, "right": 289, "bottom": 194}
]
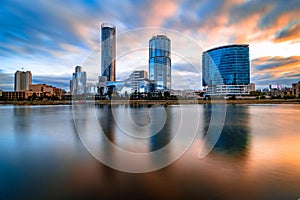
[{"left": 283, "top": 94, "right": 296, "bottom": 99}]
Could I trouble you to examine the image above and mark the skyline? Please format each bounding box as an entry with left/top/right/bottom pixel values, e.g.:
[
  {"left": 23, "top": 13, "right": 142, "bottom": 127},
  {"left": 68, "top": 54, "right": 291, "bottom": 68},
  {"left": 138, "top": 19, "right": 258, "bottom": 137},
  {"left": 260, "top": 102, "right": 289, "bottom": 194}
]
[{"left": 0, "top": 0, "right": 300, "bottom": 91}]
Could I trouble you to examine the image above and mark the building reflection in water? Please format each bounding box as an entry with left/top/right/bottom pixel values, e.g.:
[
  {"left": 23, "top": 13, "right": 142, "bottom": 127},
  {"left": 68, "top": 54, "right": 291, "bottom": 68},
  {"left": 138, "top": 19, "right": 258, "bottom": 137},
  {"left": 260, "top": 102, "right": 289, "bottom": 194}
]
[
  {"left": 94, "top": 104, "right": 116, "bottom": 176},
  {"left": 202, "top": 104, "right": 250, "bottom": 156},
  {"left": 13, "top": 106, "right": 31, "bottom": 135},
  {"left": 148, "top": 105, "right": 172, "bottom": 168},
  {"left": 96, "top": 104, "right": 115, "bottom": 142},
  {"left": 150, "top": 105, "right": 171, "bottom": 152}
]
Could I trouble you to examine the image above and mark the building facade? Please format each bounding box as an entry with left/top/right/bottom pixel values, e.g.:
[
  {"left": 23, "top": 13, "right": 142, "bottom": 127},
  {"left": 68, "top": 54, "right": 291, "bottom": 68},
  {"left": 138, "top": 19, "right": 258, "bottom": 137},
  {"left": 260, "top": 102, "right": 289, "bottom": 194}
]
[
  {"left": 14, "top": 70, "right": 32, "bottom": 91},
  {"left": 202, "top": 44, "right": 250, "bottom": 95},
  {"left": 149, "top": 34, "right": 171, "bottom": 90},
  {"left": 292, "top": 81, "right": 300, "bottom": 97},
  {"left": 29, "top": 84, "right": 62, "bottom": 99},
  {"left": 3, "top": 91, "right": 33, "bottom": 100},
  {"left": 71, "top": 66, "right": 87, "bottom": 95},
  {"left": 101, "top": 23, "right": 116, "bottom": 82},
  {"left": 130, "top": 70, "right": 148, "bottom": 92}
]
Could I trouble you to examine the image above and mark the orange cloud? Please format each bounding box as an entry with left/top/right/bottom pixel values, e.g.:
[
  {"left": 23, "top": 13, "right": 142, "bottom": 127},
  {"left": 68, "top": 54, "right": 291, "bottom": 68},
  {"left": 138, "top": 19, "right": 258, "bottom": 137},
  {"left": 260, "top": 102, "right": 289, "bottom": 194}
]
[
  {"left": 273, "top": 20, "right": 300, "bottom": 43},
  {"left": 144, "top": 0, "right": 178, "bottom": 27},
  {"left": 251, "top": 56, "right": 300, "bottom": 80},
  {"left": 193, "top": 0, "right": 300, "bottom": 49}
]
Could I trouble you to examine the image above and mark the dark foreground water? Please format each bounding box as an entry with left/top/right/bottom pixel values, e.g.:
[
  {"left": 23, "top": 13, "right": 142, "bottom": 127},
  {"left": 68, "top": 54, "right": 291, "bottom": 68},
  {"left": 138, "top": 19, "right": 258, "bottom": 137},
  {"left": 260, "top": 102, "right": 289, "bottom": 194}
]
[{"left": 0, "top": 104, "right": 300, "bottom": 200}]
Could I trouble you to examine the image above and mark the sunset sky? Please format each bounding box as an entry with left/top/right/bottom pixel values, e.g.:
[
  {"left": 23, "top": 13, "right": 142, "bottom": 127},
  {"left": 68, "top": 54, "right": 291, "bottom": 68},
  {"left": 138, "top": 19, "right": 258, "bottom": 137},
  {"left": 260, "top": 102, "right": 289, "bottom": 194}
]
[{"left": 0, "top": 0, "right": 300, "bottom": 90}]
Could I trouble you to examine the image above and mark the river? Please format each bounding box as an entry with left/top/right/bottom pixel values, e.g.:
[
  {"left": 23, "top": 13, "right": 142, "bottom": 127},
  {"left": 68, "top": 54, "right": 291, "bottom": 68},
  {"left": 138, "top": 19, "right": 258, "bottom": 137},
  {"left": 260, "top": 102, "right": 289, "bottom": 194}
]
[{"left": 0, "top": 104, "right": 300, "bottom": 199}]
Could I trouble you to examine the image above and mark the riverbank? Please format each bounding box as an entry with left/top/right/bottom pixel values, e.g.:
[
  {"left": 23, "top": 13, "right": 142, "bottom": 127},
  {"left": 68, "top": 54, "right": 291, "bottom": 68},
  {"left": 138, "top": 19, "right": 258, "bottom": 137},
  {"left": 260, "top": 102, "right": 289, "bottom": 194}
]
[{"left": 1, "top": 99, "right": 300, "bottom": 106}]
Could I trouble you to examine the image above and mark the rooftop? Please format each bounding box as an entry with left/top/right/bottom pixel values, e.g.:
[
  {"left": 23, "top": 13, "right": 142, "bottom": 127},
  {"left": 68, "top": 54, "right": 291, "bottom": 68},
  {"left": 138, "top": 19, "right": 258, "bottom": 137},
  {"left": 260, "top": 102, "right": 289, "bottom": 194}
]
[{"left": 204, "top": 44, "right": 249, "bottom": 53}]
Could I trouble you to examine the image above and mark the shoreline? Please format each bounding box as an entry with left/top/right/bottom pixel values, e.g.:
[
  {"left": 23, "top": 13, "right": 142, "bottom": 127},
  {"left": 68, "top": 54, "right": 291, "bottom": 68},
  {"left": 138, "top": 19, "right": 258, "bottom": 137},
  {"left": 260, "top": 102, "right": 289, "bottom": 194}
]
[{"left": 1, "top": 99, "right": 300, "bottom": 106}]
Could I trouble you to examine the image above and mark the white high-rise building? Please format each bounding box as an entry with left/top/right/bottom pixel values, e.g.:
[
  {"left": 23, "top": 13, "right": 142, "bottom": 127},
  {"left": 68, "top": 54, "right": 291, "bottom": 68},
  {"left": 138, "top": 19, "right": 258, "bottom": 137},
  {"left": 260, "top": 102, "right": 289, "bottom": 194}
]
[
  {"left": 130, "top": 70, "right": 148, "bottom": 92},
  {"left": 71, "top": 66, "right": 86, "bottom": 95},
  {"left": 14, "top": 70, "right": 32, "bottom": 91}
]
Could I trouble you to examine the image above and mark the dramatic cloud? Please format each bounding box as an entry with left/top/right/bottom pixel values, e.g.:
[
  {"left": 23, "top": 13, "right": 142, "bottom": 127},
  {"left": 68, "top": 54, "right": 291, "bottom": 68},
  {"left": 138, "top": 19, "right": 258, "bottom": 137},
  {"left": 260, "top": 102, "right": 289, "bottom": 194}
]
[
  {"left": 274, "top": 20, "right": 300, "bottom": 43},
  {"left": 0, "top": 70, "right": 14, "bottom": 91},
  {"left": 0, "top": 0, "right": 300, "bottom": 90},
  {"left": 251, "top": 56, "right": 300, "bottom": 86},
  {"left": 32, "top": 74, "right": 72, "bottom": 91}
]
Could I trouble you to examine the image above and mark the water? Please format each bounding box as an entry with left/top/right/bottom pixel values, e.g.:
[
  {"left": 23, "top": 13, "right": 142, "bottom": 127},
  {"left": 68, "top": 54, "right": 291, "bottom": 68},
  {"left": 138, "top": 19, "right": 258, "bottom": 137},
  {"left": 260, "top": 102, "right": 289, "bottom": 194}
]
[{"left": 1, "top": 104, "right": 300, "bottom": 199}]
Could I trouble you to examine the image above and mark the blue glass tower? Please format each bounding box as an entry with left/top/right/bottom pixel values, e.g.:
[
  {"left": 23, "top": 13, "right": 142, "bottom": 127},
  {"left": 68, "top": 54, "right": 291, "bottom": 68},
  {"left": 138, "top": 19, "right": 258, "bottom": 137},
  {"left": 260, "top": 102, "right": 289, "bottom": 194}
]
[
  {"left": 101, "top": 23, "right": 116, "bottom": 81},
  {"left": 202, "top": 44, "right": 250, "bottom": 87},
  {"left": 149, "top": 34, "right": 171, "bottom": 90}
]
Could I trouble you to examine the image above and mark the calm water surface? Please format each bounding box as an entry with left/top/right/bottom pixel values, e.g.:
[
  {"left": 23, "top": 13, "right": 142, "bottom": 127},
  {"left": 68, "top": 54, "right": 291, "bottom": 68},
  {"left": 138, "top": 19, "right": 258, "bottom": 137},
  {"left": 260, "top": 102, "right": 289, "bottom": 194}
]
[{"left": 0, "top": 104, "right": 300, "bottom": 199}]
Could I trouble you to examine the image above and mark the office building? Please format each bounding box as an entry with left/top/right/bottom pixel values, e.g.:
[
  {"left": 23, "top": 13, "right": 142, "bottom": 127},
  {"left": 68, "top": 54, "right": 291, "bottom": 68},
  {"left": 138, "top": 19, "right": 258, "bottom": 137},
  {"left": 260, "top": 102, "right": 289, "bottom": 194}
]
[
  {"left": 71, "top": 66, "right": 87, "bottom": 95},
  {"left": 292, "top": 81, "right": 300, "bottom": 97},
  {"left": 202, "top": 44, "right": 250, "bottom": 95},
  {"left": 130, "top": 70, "right": 148, "bottom": 92},
  {"left": 101, "top": 23, "right": 116, "bottom": 81},
  {"left": 149, "top": 34, "right": 171, "bottom": 90},
  {"left": 14, "top": 70, "right": 32, "bottom": 91}
]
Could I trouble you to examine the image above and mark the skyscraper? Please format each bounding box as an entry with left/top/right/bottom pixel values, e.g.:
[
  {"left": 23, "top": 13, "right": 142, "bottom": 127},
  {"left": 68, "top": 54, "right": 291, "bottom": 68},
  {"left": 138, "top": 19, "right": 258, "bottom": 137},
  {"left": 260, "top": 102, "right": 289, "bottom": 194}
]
[
  {"left": 14, "top": 70, "right": 32, "bottom": 91},
  {"left": 202, "top": 44, "right": 250, "bottom": 95},
  {"left": 101, "top": 23, "right": 116, "bottom": 82},
  {"left": 149, "top": 34, "right": 171, "bottom": 90},
  {"left": 71, "top": 66, "right": 86, "bottom": 95}
]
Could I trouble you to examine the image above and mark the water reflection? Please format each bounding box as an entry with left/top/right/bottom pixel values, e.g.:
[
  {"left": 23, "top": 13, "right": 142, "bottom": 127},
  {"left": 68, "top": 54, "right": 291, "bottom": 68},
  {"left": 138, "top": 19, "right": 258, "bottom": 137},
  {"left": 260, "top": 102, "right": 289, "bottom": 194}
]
[
  {"left": 96, "top": 104, "right": 115, "bottom": 142},
  {"left": 3, "top": 105, "right": 300, "bottom": 199},
  {"left": 13, "top": 106, "right": 31, "bottom": 134},
  {"left": 203, "top": 104, "right": 250, "bottom": 156},
  {"left": 150, "top": 106, "right": 171, "bottom": 152},
  {"left": 82, "top": 104, "right": 195, "bottom": 172}
]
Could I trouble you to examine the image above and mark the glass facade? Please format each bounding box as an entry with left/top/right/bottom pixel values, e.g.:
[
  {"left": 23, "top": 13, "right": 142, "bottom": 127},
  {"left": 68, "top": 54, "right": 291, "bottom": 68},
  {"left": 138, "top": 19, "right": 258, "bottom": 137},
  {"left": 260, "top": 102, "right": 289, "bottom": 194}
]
[
  {"left": 202, "top": 44, "right": 250, "bottom": 87},
  {"left": 101, "top": 23, "right": 116, "bottom": 81},
  {"left": 149, "top": 35, "right": 171, "bottom": 90},
  {"left": 71, "top": 66, "right": 86, "bottom": 95}
]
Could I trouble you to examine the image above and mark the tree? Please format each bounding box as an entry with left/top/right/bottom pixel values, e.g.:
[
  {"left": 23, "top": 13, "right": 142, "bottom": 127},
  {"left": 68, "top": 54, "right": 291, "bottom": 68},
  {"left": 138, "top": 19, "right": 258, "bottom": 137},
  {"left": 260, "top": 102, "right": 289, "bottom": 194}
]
[
  {"left": 229, "top": 95, "right": 237, "bottom": 100},
  {"left": 32, "top": 92, "right": 37, "bottom": 101},
  {"left": 163, "top": 91, "right": 170, "bottom": 100},
  {"left": 51, "top": 94, "right": 59, "bottom": 101},
  {"left": 124, "top": 91, "right": 129, "bottom": 100},
  {"left": 147, "top": 92, "right": 152, "bottom": 100},
  {"left": 158, "top": 91, "right": 163, "bottom": 100}
]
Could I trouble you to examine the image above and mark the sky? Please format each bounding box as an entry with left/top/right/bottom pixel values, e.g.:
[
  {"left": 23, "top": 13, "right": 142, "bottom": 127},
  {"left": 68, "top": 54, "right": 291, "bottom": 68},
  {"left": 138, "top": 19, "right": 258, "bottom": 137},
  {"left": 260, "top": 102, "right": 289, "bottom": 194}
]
[{"left": 0, "top": 0, "right": 300, "bottom": 91}]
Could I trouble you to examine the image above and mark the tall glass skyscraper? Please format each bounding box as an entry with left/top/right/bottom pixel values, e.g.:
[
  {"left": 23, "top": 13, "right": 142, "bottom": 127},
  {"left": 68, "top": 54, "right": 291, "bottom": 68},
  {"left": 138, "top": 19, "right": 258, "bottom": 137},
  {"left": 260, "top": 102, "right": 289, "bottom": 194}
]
[
  {"left": 101, "top": 23, "right": 116, "bottom": 82},
  {"left": 202, "top": 44, "right": 250, "bottom": 95},
  {"left": 149, "top": 34, "right": 171, "bottom": 90}
]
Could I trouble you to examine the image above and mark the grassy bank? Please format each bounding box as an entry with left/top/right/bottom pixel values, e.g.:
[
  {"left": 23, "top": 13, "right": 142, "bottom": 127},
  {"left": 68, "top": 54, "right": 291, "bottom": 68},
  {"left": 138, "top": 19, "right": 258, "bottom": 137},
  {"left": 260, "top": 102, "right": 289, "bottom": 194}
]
[
  {"left": 0, "top": 100, "right": 72, "bottom": 105},
  {"left": 1, "top": 99, "right": 300, "bottom": 106}
]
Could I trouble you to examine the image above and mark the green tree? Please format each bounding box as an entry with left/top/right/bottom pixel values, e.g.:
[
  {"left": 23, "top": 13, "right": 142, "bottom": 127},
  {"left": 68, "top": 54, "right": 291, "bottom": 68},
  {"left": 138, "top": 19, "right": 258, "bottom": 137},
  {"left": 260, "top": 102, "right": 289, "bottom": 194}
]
[
  {"left": 147, "top": 92, "right": 152, "bottom": 100},
  {"left": 32, "top": 92, "right": 37, "bottom": 101},
  {"left": 158, "top": 91, "right": 163, "bottom": 100},
  {"left": 163, "top": 91, "right": 170, "bottom": 100},
  {"left": 51, "top": 94, "right": 59, "bottom": 101}
]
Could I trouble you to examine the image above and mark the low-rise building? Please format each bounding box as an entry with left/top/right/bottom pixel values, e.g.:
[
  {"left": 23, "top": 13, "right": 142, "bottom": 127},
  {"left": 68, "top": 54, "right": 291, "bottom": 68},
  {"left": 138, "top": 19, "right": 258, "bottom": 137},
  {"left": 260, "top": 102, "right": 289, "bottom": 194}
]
[
  {"left": 292, "top": 82, "right": 300, "bottom": 97},
  {"left": 29, "top": 84, "right": 62, "bottom": 99},
  {"left": 3, "top": 91, "right": 34, "bottom": 100},
  {"left": 130, "top": 70, "right": 148, "bottom": 92},
  {"left": 205, "top": 84, "right": 250, "bottom": 96}
]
